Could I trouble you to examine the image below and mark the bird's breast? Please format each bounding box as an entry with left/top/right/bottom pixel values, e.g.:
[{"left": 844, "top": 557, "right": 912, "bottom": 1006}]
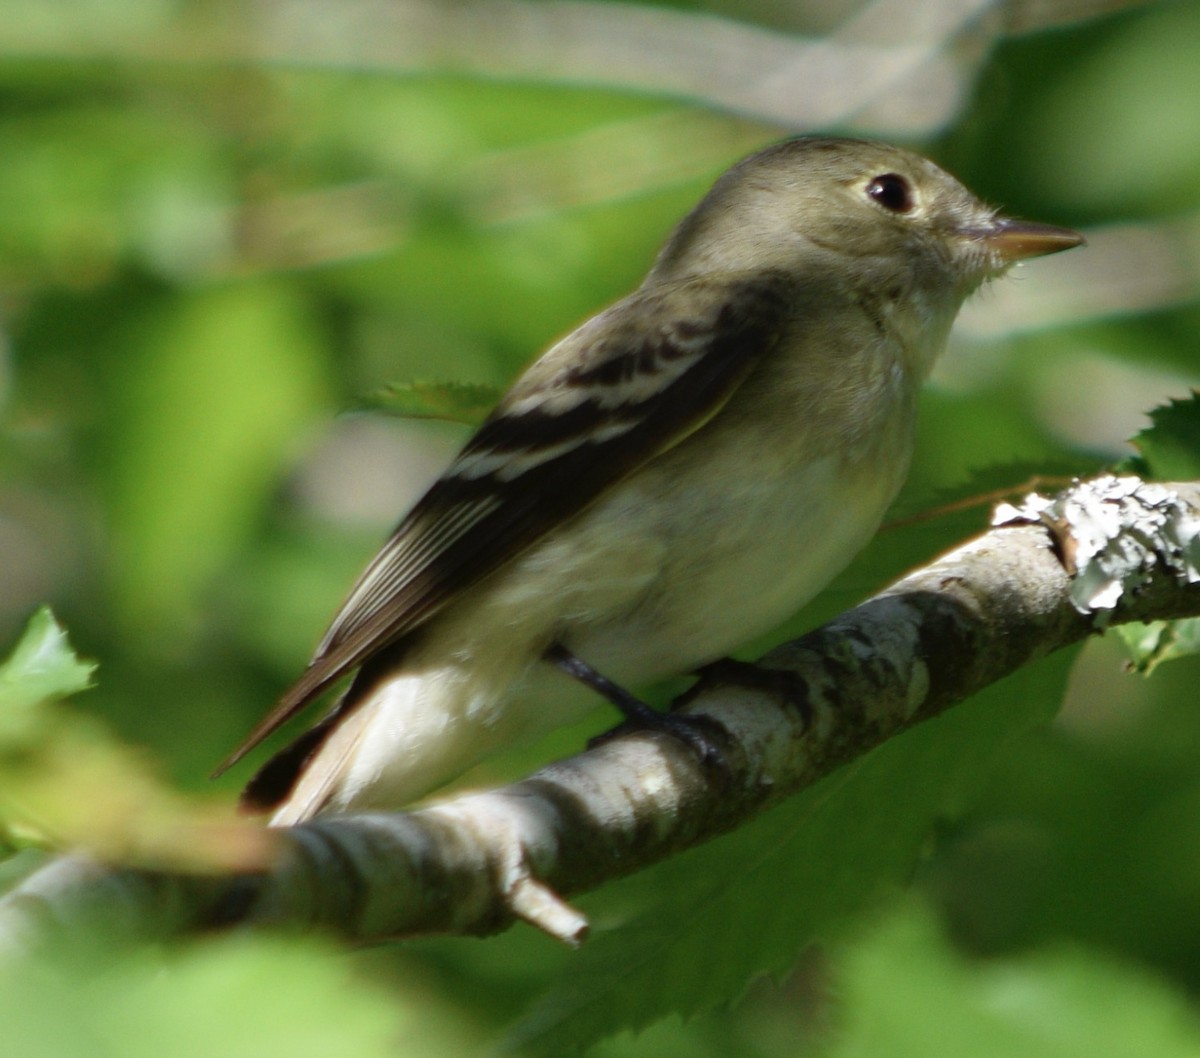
[{"left": 567, "top": 356, "right": 918, "bottom": 683}]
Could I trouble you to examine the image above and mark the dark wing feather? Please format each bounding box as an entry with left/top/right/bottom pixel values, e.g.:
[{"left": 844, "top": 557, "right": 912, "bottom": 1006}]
[{"left": 215, "top": 273, "right": 790, "bottom": 775}]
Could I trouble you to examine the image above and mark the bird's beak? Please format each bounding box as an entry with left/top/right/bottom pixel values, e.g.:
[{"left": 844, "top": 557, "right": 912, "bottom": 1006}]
[{"left": 973, "top": 217, "right": 1085, "bottom": 262}]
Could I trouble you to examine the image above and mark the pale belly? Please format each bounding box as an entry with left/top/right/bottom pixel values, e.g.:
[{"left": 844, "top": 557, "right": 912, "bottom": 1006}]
[{"left": 568, "top": 446, "right": 909, "bottom": 683}]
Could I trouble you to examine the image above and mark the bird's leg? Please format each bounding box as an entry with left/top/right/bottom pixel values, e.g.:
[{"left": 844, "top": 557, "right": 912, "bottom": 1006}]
[{"left": 543, "top": 642, "right": 725, "bottom": 766}]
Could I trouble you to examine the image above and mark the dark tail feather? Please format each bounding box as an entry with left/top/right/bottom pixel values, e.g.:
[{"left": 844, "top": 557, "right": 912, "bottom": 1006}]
[{"left": 237, "top": 717, "right": 339, "bottom": 815}]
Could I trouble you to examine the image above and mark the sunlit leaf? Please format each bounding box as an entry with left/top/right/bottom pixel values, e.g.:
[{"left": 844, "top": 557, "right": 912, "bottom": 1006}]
[
  {"left": 0, "top": 608, "right": 94, "bottom": 744},
  {"left": 361, "top": 379, "right": 501, "bottom": 426},
  {"left": 0, "top": 615, "right": 269, "bottom": 872},
  {"left": 0, "top": 934, "right": 478, "bottom": 1058},
  {"left": 1115, "top": 618, "right": 1200, "bottom": 674},
  {"left": 102, "top": 282, "right": 326, "bottom": 642}
]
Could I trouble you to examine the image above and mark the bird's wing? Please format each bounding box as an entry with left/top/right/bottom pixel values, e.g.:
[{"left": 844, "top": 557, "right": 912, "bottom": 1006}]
[{"left": 215, "top": 273, "right": 790, "bottom": 773}]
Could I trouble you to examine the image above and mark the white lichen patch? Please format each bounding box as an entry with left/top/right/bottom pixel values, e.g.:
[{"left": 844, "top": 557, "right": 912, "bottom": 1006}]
[{"left": 993, "top": 476, "right": 1200, "bottom": 621}]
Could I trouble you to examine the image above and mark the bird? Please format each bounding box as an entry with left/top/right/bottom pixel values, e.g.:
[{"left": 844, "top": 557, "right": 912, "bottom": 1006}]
[{"left": 214, "top": 136, "right": 1083, "bottom": 825}]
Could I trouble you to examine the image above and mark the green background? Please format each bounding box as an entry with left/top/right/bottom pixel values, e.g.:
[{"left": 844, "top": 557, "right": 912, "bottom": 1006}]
[{"left": 3, "top": 1, "right": 1200, "bottom": 1054}]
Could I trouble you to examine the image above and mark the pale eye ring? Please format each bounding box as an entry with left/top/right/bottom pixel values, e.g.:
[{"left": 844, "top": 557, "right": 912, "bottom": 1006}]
[{"left": 866, "top": 173, "right": 914, "bottom": 214}]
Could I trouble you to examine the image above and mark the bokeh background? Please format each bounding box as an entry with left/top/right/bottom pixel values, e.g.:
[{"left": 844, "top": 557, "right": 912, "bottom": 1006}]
[{"left": 4, "top": 0, "right": 1200, "bottom": 1054}]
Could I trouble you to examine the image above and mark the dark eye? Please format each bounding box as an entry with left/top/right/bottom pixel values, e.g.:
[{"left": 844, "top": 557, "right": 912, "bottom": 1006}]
[{"left": 866, "top": 173, "right": 914, "bottom": 213}]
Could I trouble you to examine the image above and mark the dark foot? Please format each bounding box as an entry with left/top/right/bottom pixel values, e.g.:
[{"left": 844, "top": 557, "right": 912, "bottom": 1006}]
[
  {"left": 677, "top": 656, "right": 813, "bottom": 728},
  {"left": 586, "top": 709, "right": 727, "bottom": 769},
  {"left": 544, "top": 642, "right": 727, "bottom": 768}
]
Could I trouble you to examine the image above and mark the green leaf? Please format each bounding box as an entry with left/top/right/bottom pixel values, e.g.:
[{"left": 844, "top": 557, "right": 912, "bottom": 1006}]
[
  {"left": 507, "top": 650, "right": 1077, "bottom": 1056},
  {"left": 0, "top": 608, "right": 94, "bottom": 743},
  {"left": 828, "top": 901, "right": 1200, "bottom": 1058},
  {"left": 0, "top": 934, "right": 479, "bottom": 1058},
  {"left": 1114, "top": 619, "right": 1200, "bottom": 674},
  {"left": 1124, "top": 391, "right": 1200, "bottom": 481},
  {"left": 102, "top": 281, "right": 326, "bottom": 642},
  {"left": 361, "top": 379, "right": 501, "bottom": 426},
  {"left": 1107, "top": 394, "right": 1200, "bottom": 673}
]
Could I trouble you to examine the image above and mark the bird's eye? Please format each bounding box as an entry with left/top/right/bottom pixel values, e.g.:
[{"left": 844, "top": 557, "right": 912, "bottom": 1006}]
[{"left": 866, "top": 173, "right": 914, "bottom": 214}]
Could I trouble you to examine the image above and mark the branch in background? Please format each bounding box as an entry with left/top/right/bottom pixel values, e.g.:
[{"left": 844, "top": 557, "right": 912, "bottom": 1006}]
[
  {"left": 2, "top": 0, "right": 1158, "bottom": 142},
  {"left": 2, "top": 475, "right": 1198, "bottom": 955},
  {"left": 9, "top": 0, "right": 1186, "bottom": 327}
]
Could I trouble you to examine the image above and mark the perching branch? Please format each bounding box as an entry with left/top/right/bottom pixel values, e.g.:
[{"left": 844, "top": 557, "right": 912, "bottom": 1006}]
[{"left": 3, "top": 475, "right": 1199, "bottom": 955}]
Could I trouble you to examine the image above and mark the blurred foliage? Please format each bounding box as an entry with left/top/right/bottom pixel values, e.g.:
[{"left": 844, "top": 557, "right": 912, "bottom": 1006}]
[
  {"left": 826, "top": 901, "right": 1200, "bottom": 1058},
  {"left": 0, "top": 608, "right": 270, "bottom": 869},
  {"left": 1113, "top": 394, "right": 1200, "bottom": 672},
  {"left": 361, "top": 378, "right": 501, "bottom": 425},
  {"left": 2, "top": 0, "right": 1200, "bottom": 1055},
  {"left": 0, "top": 931, "right": 482, "bottom": 1058}
]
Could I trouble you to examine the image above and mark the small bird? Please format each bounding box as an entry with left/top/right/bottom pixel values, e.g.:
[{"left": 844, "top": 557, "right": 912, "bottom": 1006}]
[{"left": 216, "top": 136, "right": 1083, "bottom": 825}]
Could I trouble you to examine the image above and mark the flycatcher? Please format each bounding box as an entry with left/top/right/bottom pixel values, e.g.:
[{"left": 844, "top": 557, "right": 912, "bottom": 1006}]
[{"left": 216, "top": 136, "right": 1083, "bottom": 825}]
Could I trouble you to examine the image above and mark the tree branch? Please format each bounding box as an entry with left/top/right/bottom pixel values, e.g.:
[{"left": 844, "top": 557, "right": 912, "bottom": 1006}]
[{"left": 3, "top": 476, "right": 1199, "bottom": 954}]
